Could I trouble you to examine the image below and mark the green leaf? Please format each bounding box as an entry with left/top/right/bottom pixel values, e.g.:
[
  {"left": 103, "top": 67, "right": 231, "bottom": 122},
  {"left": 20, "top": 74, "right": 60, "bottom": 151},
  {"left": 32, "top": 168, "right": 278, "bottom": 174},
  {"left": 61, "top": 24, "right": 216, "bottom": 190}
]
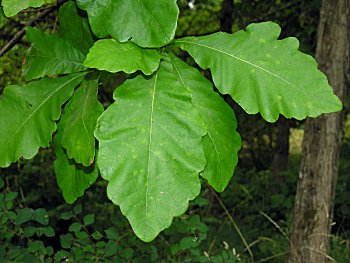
[
  {"left": 23, "top": 27, "right": 87, "bottom": 80},
  {"left": 5, "top": 192, "right": 18, "bottom": 201},
  {"left": 33, "top": 208, "right": 49, "bottom": 225},
  {"left": 104, "top": 241, "right": 120, "bottom": 257},
  {"left": 60, "top": 211, "right": 73, "bottom": 220},
  {"left": 40, "top": 226, "right": 55, "bottom": 237},
  {"left": 58, "top": 1, "right": 94, "bottom": 55},
  {"left": 83, "top": 214, "right": 94, "bottom": 225},
  {"left": 95, "top": 56, "right": 206, "bottom": 242},
  {"left": 60, "top": 233, "right": 74, "bottom": 249},
  {"left": 0, "top": 73, "right": 86, "bottom": 168},
  {"left": 169, "top": 55, "right": 242, "bottom": 192},
  {"left": 28, "top": 240, "right": 45, "bottom": 254},
  {"left": 176, "top": 22, "right": 342, "bottom": 122},
  {"left": 73, "top": 204, "right": 83, "bottom": 215},
  {"left": 96, "top": 241, "right": 106, "bottom": 248},
  {"left": 15, "top": 208, "right": 34, "bottom": 225},
  {"left": 59, "top": 80, "right": 103, "bottom": 166},
  {"left": 24, "top": 226, "right": 37, "bottom": 237},
  {"left": 53, "top": 131, "right": 99, "bottom": 204},
  {"left": 105, "top": 227, "right": 119, "bottom": 240},
  {"left": 76, "top": 0, "right": 179, "bottom": 47},
  {"left": 2, "top": 0, "right": 44, "bottom": 17},
  {"left": 84, "top": 39, "right": 161, "bottom": 75},
  {"left": 69, "top": 222, "right": 82, "bottom": 232},
  {"left": 75, "top": 231, "right": 88, "bottom": 240},
  {"left": 54, "top": 250, "right": 71, "bottom": 261},
  {"left": 179, "top": 236, "right": 199, "bottom": 249},
  {"left": 91, "top": 231, "right": 103, "bottom": 240}
]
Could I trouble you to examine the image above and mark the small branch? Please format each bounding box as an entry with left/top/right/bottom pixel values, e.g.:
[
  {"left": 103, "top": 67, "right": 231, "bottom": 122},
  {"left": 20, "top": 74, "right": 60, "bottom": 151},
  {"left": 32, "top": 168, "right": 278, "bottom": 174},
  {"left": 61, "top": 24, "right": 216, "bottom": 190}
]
[
  {"left": 209, "top": 187, "right": 255, "bottom": 262},
  {"left": 0, "top": 0, "right": 67, "bottom": 57}
]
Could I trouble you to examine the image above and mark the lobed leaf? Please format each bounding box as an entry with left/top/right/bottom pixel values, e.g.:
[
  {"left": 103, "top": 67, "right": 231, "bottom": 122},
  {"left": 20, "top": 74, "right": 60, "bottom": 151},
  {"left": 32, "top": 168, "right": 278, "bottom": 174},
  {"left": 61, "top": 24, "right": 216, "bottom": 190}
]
[
  {"left": 58, "top": 1, "right": 94, "bottom": 55},
  {"left": 176, "top": 22, "right": 342, "bottom": 122},
  {"left": 95, "top": 56, "right": 206, "bottom": 242},
  {"left": 169, "top": 54, "right": 242, "bottom": 192},
  {"left": 53, "top": 130, "right": 98, "bottom": 204},
  {"left": 84, "top": 39, "right": 161, "bottom": 75},
  {"left": 0, "top": 73, "right": 86, "bottom": 168},
  {"left": 2, "top": 0, "right": 44, "bottom": 17},
  {"left": 23, "top": 27, "right": 87, "bottom": 80},
  {"left": 59, "top": 79, "right": 103, "bottom": 166},
  {"left": 76, "top": 0, "right": 179, "bottom": 48}
]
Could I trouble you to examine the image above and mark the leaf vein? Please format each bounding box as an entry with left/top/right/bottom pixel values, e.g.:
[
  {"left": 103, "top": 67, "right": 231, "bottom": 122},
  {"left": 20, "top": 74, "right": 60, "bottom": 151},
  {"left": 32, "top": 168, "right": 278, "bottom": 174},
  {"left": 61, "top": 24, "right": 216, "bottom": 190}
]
[{"left": 0, "top": 73, "right": 85, "bottom": 153}]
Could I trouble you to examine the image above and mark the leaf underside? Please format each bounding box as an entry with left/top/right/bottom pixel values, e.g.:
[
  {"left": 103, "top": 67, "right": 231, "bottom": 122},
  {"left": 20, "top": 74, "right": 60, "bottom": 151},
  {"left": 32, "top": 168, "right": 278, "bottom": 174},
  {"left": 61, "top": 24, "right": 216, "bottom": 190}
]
[
  {"left": 0, "top": 73, "right": 86, "bottom": 168},
  {"left": 95, "top": 56, "right": 206, "bottom": 242},
  {"left": 84, "top": 39, "right": 161, "bottom": 75},
  {"left": 76, "top": 0, "right": 179, "bottom": 48},
  {"left": 176, "top": 21, "right": 342, "bottom": 122}
]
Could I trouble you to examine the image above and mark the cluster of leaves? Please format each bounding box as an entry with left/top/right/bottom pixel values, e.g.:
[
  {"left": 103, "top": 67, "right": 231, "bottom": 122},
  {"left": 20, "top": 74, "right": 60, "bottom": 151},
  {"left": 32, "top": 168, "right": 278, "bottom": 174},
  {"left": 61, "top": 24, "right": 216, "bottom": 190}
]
[
  {"left": 0, "top": 0, "right": 341, "bottom": 241},
  {"left": 0, "top": 176, "right": 242, "bottom": 262},
  {"left": 0, "top": 176, "right": 54, "bottom": 261}
]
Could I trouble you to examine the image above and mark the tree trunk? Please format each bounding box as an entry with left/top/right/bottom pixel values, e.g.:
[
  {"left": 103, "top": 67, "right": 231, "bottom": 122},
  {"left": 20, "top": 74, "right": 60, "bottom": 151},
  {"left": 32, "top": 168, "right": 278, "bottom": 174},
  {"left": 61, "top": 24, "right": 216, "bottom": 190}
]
[{"left": 288, "top": 1, "right": 350, "bottom": 262}]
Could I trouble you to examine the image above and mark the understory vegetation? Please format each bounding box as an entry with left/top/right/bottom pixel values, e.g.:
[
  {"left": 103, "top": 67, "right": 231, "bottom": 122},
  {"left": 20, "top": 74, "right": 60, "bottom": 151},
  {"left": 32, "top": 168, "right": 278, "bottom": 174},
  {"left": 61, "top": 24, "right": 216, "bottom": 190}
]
[{"left": 1, "top": 132, "right": 350, "bottom": 262}]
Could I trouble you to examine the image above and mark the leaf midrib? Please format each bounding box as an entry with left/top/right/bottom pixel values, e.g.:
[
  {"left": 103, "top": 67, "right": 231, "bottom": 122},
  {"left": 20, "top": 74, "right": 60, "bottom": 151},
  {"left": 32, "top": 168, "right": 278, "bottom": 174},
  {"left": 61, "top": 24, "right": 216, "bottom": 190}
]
[
  {"left": 81, "top": 83, "right": 93, "bottom": 159},
  {"left": 62, "top": 83, "right": 96, "bottom": 165},
  {"left": 145, "top": 71, "right": 158, "bottom": 221},
  {"left": 135, "top": 0, "right": 171, "bottom": 42},
  {"left": 0, "top": 73, "right": 85, "bottom": 154},
  {"left": 29, "top": 52, "right": 85, "bottom": 67},
  {"left": 177, "top": 40, "right": 340, "bottom": 107},
  {"left": 177, "top": 40, "right": 296, "bottom": 86}
]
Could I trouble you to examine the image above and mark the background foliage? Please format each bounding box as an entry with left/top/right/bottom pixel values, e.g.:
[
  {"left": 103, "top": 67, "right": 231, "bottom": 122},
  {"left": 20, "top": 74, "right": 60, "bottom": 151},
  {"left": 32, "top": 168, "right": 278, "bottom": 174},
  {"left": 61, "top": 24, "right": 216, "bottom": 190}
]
[{"left": 0, "top": 0, "right": 349, "bottom": 262}]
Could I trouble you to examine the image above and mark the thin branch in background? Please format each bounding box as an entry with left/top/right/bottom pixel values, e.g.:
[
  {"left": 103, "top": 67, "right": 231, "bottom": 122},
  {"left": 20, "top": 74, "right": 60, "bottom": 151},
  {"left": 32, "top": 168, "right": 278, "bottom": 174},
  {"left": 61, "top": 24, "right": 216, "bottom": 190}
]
[
  {"left": 52, "top": 11, "right": 59, "bottom": 33},
  {"left": 304, "top": 246, "right": 337, "bottom": 262},
  {"left": 255, "top": 251, "right": 288, "bottom": 263},
  {"left": 259, "top": 211, "right": 289, "bottom": 241},
  {"left": 20, "top": 5, "right": 57, "bottom": 13},
  {"left": 207, "top": 216, "right": 228, "bottom": 255},
  {"left": 209, "top": 187, "right": 255, "bottom": 262},
  {"left": 259, "top": 211, "right": 303, "bottom": 263},
  {"left": 0, "top": 0, "right": 67, "bottom": 58}
]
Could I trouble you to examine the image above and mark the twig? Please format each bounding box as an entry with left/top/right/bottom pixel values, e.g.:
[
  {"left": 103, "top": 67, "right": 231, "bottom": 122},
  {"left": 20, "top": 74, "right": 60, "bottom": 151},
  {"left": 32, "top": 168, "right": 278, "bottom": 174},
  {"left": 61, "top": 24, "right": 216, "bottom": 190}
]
[
  {"left": 209, "top": 187, "right": 254, "bottom": 262},
  {"left": 259, "top": 211, "right": 289, "bottom": 241},
  {"left": 0, "top": 0, "right": 67, "bottom": 57},
  {"left": 255, "top": 251, "right": 288, "bottom": 263},
  {"left": 305, "top": 246, "right": 337, "bottom": 262},
  {"left": 207, "top": 217, "right": 228, "bottom": 255}
]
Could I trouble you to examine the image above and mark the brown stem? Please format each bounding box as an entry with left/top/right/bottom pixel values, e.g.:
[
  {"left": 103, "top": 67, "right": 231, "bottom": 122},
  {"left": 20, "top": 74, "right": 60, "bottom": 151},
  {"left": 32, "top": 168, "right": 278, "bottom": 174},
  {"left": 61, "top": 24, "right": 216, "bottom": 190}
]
[{"left": 0, "top": 0, "right": 67, "bottom": 57}]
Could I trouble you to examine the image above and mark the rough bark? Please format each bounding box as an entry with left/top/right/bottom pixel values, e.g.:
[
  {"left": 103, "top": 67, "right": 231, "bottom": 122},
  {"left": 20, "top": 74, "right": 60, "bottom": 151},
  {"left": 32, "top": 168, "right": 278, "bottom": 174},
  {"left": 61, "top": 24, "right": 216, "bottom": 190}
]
[{"left": 288, "top": 1, "right": 350, "bottom": 262}]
